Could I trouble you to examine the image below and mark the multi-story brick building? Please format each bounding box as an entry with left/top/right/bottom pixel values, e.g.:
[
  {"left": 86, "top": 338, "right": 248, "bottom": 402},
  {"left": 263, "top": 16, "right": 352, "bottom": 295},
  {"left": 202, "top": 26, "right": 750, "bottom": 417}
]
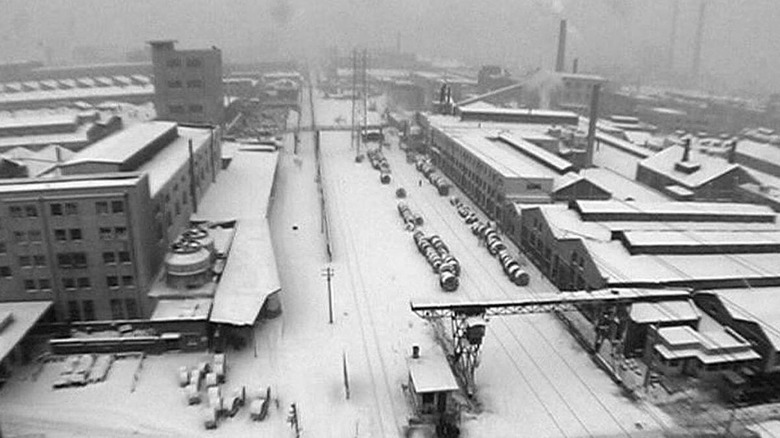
[
  {"left": 150, "top": 40, "right": 224, "bottom": 125},
  {"left": 0, "top": 121, "right": 221, "bottom": 321}
]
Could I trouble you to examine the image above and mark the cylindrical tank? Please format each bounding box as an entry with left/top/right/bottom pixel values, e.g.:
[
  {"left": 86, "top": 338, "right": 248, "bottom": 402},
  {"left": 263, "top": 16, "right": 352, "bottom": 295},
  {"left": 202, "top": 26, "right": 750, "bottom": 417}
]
[{"left": 165, "top": 240, "right": 212, "bottom": 289}]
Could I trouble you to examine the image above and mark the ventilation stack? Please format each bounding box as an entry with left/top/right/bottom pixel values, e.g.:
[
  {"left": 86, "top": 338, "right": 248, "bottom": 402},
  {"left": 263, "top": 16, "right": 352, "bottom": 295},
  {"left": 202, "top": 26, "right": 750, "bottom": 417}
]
[{"left": 556, "top": 19, "right": 567, "bottom": 73}]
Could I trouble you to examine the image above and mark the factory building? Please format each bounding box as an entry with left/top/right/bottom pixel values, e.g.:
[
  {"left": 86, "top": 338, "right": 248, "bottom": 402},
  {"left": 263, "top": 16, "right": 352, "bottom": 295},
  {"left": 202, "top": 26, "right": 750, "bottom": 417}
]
[
  {"left": 0, "top": 112, "right": 122, "bottom": 155},
  {"left": 0, "top": 76, "right": 153, "bottom": 111},
  {"left": 694, "top": 288, "right": 780, "bottom": 375},
  {"left": 516, "top": 200, "right": 780, "bottom": 292},
  {"left": 422, "top": 112, "right": 611, "bottom": 226},
  {"left": 0, "top": 121, "right": 221, "bottom": 322},
  {"left": 636, "top": 142, "right": 756, "bottom": 201},
  {"left": 150, "top": 40, "right": 224, "bottom": 126}
]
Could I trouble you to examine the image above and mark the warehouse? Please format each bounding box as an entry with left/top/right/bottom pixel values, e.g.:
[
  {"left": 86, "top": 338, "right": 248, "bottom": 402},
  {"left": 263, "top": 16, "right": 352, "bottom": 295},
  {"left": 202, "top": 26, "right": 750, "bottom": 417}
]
[
  {"left": 694, "top": 288, "right": 780, "bottom": 374},
  {"left": 423, "top": 113, "right": 611, "bottom": 225},
  {"left": 636, "top": 142, "right": 756, "bottom": 201},
  {"left": 516, "top": 200, "right": 780, "bottom": 291}
]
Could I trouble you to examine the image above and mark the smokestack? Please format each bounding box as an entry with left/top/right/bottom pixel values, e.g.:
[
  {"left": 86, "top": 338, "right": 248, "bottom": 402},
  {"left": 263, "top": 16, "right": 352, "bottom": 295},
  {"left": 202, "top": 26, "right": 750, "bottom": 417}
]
[
  {"left": 572, "top": 58, "right": 579, "bottom": 74},
  {"left": 412, "top": 345, "right": 420, "bottom": 359},
  {"left": 585, "top": 83, "right": 601, "bottom": 168},
  {"left": 692, "top": 0, "right": 707, "bottom": 81},
  {"left": 556, "top": 19, "right": 567, "bottom": 73},
  {"left": 667, "top": 0, "right": 679, "bottom": 72},
  {"left": 682, "top": 137, "right": 691, "bottom": 162}
]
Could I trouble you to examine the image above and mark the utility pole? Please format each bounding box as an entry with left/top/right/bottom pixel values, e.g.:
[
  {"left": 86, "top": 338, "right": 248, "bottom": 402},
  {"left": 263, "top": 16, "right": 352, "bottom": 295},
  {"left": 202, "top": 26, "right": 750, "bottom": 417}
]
[
  {"left": 342, "top": 350, "right": 351, "bottom": 400},
  {"left": 287, "top": 403, "right": 301, "bottom": 437},
  {"left": 321, "top": 266, "right": 335, "bottom": 324},
  {"left": 351, "top": 49, "right": 359, "bottom": 154},
  {"left": 362, "top": 48, "right": 368, "bottom": 149}
]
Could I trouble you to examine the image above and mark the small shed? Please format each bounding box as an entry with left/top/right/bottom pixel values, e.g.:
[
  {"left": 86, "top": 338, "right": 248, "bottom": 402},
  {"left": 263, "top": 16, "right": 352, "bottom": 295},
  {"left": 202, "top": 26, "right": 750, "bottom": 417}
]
[{"left": 408, "top": 350, "right": 459, "bottom": 417}]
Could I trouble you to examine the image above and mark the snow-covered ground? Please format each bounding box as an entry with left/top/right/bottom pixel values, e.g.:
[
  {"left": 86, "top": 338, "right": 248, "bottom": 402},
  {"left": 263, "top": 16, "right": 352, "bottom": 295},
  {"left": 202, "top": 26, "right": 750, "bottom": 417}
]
[{"left": 0, "top": 89, "right": 676, "bottom": 438}]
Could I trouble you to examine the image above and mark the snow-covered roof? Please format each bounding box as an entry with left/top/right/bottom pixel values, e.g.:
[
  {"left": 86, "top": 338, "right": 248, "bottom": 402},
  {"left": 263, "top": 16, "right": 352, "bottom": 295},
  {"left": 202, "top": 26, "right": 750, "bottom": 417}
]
[
  {"left": 629, "top": 301, "right": 700, "bottom": 324},
  {"left": 151, "top": 298, "right": 212, "bottom": 321},
  {"left": 409, "top": 351, "right": 459, "bottom": 394},
  {"left": 210, "top": 219, "right": 280, "bottom": 326},
  {"left": 497, "top": 133, "right": 573, "bottom": 174},
  {"left": 0, "top": 173, "right": 143, "bottom": 194},
  {"left": 192, "top": 147, "right": 279, "bottom": 222},
  {"left": 580, "top": 168, "right": 670, "bottom": 202},
  {"left": 713, "top": 288, "right": 780, "bottom": 348},
  {"left": 638, "top": 146, "right": 744, "bottom": 189},
  {"left": 0, "top": 84, "right": 154, "bottom": 107},
  {"left": 70, "top": 121, "right": 177, "bottom": 166},
  {"left": 654, "top": 326, "right": 760, "bottom": 364},
  {"left": 135, "top": 125, "right": 212, "bottom": 197},
  {"left": 0, "top": 301, "right": 52, "bottom": 363},
  {"left": 444, "top": 131, "right": 555, "bottom": 180},
  {"left": 572, "top": 199, "right": 775, "bottom": 223}
]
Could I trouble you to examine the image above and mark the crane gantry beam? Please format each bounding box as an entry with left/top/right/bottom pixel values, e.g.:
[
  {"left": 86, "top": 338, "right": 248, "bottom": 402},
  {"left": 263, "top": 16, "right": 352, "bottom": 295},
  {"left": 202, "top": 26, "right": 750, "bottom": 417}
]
[
  {"left": 410, "top": 288, "right": 692, "bottom": 394},
  {"left": 410, "top": 288, "right": 692, "bottom": 319}
]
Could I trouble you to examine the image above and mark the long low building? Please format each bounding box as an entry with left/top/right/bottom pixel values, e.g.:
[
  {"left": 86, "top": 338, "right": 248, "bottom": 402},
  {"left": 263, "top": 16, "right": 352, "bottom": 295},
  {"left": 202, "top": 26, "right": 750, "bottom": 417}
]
[
  {"left": 421, "top": 113, "right": 612, "bottom": 225},
  {"left": 515, "top": 199, "right": 780, "bottom": 291},
  {"left": 694, "top": 288, "right": 780, "bottom": 374}
]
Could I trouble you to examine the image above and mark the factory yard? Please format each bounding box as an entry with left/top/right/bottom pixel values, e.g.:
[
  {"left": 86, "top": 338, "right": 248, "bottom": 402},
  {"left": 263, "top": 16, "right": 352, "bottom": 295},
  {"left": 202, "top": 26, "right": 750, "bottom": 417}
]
[{"left": 2, "top": 94, "right": 673, "bottom": 437}]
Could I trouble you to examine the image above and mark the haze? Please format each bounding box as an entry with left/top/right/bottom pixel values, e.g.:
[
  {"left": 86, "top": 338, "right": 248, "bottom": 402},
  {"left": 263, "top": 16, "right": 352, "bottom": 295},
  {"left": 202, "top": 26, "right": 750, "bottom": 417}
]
[{"left": 0, "top": 0, "right": 778, "bottom": 95}]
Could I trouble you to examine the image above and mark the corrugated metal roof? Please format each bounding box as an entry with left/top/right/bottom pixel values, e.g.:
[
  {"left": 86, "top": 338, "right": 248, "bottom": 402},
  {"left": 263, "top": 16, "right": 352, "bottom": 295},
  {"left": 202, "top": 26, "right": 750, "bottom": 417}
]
[{"left": 210, "top": 219, "right": 280, "bottom": 326}]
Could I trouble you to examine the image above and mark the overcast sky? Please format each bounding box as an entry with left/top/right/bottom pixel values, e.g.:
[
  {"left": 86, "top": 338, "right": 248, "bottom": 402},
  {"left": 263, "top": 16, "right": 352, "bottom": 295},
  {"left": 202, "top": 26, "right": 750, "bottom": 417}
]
[{"left": 0, "top": 0, "right": 777, "bottom": 95}]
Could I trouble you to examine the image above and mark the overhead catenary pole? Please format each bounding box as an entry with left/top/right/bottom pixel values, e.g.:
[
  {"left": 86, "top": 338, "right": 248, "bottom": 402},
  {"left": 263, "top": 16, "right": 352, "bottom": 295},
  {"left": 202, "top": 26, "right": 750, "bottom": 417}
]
[
  {"left": 362, "top": 49, "right": 368, "bottom": 149},
  {"left": 321, "top": 266, "right": 335, "bottom": 324},
  {"left": 351, "top": 49, "right": 358, "bottom": 152}
]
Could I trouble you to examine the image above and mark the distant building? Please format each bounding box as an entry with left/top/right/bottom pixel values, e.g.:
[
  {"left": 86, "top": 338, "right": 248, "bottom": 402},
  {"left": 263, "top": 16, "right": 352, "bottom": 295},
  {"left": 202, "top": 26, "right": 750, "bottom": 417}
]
[
  {"left": 477, "top": 65, "right": 516, "bottom": 94},
  {"left": 553, "top": 73, "right": 606, "bottom": 115},
  {"left": 0, "top": 121, "right": 221, "bottom": 322},
  {"left": 421, "top": 112, "right": 611, "bottom": 226},
  {"left": 636, "top": 143, "right": 756, "bottom": 201},
  {"left": 150, "top": 41, "right": 224, "bottom": 126}
]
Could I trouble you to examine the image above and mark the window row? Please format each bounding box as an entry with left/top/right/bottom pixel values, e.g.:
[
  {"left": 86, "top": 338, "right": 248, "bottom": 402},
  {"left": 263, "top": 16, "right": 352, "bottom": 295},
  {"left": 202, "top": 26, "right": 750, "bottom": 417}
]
[
  {"left": 166, "top": 57, "right": 203, "bottom": 68},
  {"left": 99, "top": 226, "right": 128, "bottom": 240},
  {"left": 102, "top": 250, "right": 132, "bottom": 265},
  {"left": 23, "top": 278, "right": 51, "bottom": 292},
  {"left": 18, "top": 255, "right": 47, "bottom": 268},
  {"left": 57, "top": 252, "right": 88, "bottom": 269},
  {"left": 49, "top": 202, "right": 79, "bottom": 216},
  {"left": 8, "top": 205, "right": 39, "bottom": 218},
  {"left": 96, "top": 200, "right": 125, "bottom": 215},
  {"left": 8, "top": 200, "right": 124, "bottom": 218},
  {"left": 166, "top": 79, "right": 203, "bottom": 89}
]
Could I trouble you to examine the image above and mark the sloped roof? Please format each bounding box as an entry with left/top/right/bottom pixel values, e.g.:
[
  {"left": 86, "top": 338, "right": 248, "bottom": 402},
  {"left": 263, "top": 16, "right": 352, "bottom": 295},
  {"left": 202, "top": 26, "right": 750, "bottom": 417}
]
[
  {"left": 639, "top": 146, "right": 746, "bottom": 189},
  {"left": 210, "top": 219, "right": 280, "bottom": 326}
]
